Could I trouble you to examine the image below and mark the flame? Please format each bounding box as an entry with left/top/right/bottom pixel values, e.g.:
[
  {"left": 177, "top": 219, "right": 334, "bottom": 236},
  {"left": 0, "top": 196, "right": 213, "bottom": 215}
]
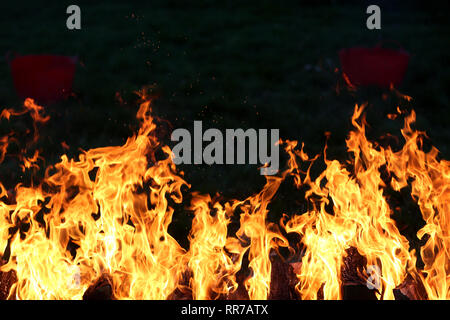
[
  {"left": 231, "top": 175, "right": 289, "bottom": 300},
  {"left": 285, "top": 104, "right": 413, "bottom": 299},
  {"left": 0, "top": 94, "right": 448, "bottom": 300},
  {"left": 187, "top": 193, "right": 237, "bottom": 299},
  {"left": 384, "top": 110, "right": 449, "bottom": 299}
]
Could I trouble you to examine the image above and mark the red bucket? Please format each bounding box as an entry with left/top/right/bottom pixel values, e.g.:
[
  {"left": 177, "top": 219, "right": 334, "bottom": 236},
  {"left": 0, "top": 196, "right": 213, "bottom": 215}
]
[
  {"left": 339, "top": 42, "right": 409, "bottom": 88},
  {"left": 9, "top": 54, "right": 77, "bottom": 104}
]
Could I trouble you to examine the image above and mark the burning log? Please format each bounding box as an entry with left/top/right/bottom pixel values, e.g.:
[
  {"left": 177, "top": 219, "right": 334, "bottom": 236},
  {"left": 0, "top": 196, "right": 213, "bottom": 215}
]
[
  {"left": 82, "top": 274, "right": 114, "bottom": 300},
  {"left": 0, "top": 260, "right": 17, "bottom": 300},
  {"left": 341, "top": 247, "right": 377, "bottom": 300},
  {"left": 0, "top": 270, "right": 16, "bottom": 300},
  {"left": 268, "top": 256, "right": 298, "bottom": 300},
  {"left": 224, "top": 271, "right": 250, "bottom": 300},
  {"left": 225, "top": 250, "right": 299, "bottom": 300},
  {"left": 341, "top": 247, "right": 368, "bottom": 286},
  {"left": 167, "top": 286, "right": 193, "bottom": 300},
  {"left": 168, "top": 251, "right": 299, "bottom": 300},
  {"left": 342, "top": 284, "right": 377, "bottom": 300},
  {"left": 393, "top": 274, "right": 428, "bottom": 300},
  {"left": 341, "top": 247, "right": 429, "bottom": 300}
]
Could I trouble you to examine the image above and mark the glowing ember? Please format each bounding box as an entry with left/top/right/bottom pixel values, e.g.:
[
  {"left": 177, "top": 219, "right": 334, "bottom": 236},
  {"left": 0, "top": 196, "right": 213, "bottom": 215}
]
[{"left": 0, "top": 93, "right": 448, "bottom": 300}]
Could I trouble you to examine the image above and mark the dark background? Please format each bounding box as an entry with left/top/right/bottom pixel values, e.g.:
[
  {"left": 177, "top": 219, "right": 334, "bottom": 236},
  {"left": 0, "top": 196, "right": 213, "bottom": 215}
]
[{"left": 0, "top": 0, "right": 449, "bottom": 251}]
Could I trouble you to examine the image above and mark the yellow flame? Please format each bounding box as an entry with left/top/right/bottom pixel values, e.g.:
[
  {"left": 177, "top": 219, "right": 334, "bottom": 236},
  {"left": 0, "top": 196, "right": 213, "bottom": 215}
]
[{"left": 0, "top": 97, "right": 448, "bottom": 300}]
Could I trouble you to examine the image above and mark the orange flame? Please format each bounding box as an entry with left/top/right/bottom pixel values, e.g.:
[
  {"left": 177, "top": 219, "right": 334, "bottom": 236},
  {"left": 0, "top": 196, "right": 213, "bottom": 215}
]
[{"left": 0, "top": 94, "right": 448, "bottom": 300}]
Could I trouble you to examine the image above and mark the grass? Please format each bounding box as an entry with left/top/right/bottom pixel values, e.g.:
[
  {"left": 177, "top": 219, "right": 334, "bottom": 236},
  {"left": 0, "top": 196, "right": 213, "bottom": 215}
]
[{"left": 0, "top": 1, "right": 448, "bottom": 252}]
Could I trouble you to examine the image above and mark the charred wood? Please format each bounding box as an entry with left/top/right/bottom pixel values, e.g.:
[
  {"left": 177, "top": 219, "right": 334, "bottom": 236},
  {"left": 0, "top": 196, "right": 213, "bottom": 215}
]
[
  {"left": 82, "top": 274, "right": 114, "bottom": 300},
  {"left": 0, "top": 259, "right": 17, "bottom": 300}
]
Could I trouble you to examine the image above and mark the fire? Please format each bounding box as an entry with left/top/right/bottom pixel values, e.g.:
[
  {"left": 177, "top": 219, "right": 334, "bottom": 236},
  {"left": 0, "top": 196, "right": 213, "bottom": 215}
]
[
  {"left": 0, "top": 94, "right": 448, "bottom": 300},
  {"left": 284, "top": 104, "right": 413, "bottom": 300},
  {"left": 384, "top": 110, "right": 449, "bottom": 299}
]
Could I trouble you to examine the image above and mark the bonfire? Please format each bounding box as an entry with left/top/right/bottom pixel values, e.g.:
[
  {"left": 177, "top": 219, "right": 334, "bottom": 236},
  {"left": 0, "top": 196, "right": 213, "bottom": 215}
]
[{"left": 0, "top": 91, "right": 448, "bottom": 300}]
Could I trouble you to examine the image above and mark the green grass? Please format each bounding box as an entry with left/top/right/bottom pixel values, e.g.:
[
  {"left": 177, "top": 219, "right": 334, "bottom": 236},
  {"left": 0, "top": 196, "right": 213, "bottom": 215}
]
[{"left": 0, "top": 1, "right": 448, "bottom": 251}]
